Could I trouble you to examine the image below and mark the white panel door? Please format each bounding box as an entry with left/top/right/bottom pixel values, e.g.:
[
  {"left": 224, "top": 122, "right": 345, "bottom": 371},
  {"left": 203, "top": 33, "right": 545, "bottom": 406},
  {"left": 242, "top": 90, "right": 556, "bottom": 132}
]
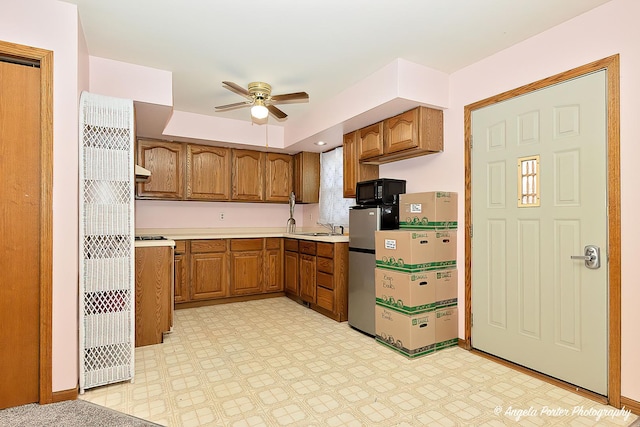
[{"left": 471, "top": 71, "right": 608, "bottom": 395}]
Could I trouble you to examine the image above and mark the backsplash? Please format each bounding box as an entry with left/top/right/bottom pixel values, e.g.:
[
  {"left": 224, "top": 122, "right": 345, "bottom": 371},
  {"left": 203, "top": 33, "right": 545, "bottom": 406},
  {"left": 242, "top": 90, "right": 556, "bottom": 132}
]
[{"left": 135, "top": 199, "right": 317, "bottom": 229}]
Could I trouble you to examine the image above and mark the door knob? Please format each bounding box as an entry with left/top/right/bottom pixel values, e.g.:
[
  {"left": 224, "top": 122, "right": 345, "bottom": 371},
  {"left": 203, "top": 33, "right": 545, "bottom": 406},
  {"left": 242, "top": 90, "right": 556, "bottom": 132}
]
[{"left": 571, "top": 245, "right": 601, "bottom": 269}]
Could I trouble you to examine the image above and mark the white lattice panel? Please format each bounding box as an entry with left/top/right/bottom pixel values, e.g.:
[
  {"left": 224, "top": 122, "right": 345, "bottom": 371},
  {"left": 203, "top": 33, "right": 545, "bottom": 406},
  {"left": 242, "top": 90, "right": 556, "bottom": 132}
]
[{"left": 79, "top": 92, "right": 135, "bottom": 392}]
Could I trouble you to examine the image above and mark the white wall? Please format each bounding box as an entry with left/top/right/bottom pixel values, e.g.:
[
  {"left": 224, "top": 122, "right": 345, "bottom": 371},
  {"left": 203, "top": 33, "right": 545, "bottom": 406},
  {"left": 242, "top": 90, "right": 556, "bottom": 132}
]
[
  {"left": 381, "top": 0, "right": 640, "bottom": 401},
  {"left": 1, "top": 0, "right": 83, "bottom": 392}
]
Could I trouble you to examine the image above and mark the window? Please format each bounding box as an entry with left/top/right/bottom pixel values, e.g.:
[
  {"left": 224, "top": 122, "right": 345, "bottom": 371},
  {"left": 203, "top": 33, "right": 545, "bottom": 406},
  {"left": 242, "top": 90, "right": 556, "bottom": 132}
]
[
  {"left": 318, "top": 147, "right": 354, "bottom": 226},
  {"left": 518, "top": 155, "right": 540, "bottom": 207}
]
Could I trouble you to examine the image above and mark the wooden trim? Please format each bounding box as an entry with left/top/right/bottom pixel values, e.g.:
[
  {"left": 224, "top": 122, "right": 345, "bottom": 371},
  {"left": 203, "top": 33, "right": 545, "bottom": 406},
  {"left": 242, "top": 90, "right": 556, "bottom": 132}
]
[
  {"left": 457, "top": 338, "right": 470, "bottom": 350},
  {"left": 620, "top": 396, "right": 640, "bottom": 416},
  {"left": 470, "top": 348, "right": 608, "bottom": 405},
  {"left": 0, "top": 41, "right": 54, "bottom": 405},
  {"left": 464, "top": 55, "right": 621, "bottom": 407},
  {"left": 51, "top": 388, "right": 78, "bottom": 403}
]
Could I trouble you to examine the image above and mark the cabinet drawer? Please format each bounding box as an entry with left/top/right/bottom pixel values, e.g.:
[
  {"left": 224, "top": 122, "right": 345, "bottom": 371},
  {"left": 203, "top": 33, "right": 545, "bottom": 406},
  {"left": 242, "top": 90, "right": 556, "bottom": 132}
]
[
  {"left": 284, "top": 238, "right": 299, "bottom": 252},
  {"left": 174, "top": 240, "right": 187, "bottom": 254},
  {"left": 316, "top": 286, "right": 334, "bottom": 311},
  {"left": 191, "top": 239, "right": 227, "bottom": 253},
  {"left": 316, "top": 243, "right": 334, "bottom": 258},
  {"left": 230, "top": 238, "right": 263, "bottom": 251},
  {"left": 317, "top": 271, "right": 334, "bottom": 290},
  {"left": 299, "top": 240, "right": 317, "bottom": 255},
  {"left": 265, "top": 237, "right": 282, "bottom": 250},
  {"left": 316, "top": 257, "right": 334, "bottom": 275}
]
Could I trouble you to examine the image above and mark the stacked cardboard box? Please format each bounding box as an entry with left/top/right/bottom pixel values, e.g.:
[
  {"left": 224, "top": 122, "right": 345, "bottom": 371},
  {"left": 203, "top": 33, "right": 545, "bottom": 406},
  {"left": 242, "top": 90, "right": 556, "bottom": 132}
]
[{"left": 374, "top": 192, "right": 458, "bottom": 358}]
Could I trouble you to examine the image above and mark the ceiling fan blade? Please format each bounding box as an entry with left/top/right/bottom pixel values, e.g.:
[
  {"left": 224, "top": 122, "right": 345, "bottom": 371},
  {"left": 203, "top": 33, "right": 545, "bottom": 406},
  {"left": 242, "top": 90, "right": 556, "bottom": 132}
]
[
  {"left": 270, "top": 92, "right": 309, "bottom": 103},
  {"left": 267, "top": 104, "right": 288, "bottom": 119},
  {"left": 222, "top": 81, "right": 251, "bottom": 98},
  {"left": 215, "top": 100, "right": 252, "bottom": 110}
]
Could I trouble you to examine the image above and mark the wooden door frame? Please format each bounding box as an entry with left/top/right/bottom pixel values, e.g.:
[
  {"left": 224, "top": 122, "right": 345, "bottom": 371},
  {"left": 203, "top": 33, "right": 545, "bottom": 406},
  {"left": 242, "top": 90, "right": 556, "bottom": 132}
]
[
  {"left": 464, "top": 55, "right": 621, "bottom": 407},
  {"left": 0, "top": 40, "right": 54, "bottom": 404}
]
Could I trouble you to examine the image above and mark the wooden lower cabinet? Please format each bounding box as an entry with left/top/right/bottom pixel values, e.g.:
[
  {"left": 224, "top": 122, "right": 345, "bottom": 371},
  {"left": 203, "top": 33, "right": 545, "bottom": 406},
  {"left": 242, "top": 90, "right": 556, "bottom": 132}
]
[
  {"left": 173, "top": 240, "right": 188, "bottom": 303},
  {"left": 265, "top": 238, "right": 284, "bottom": 292},
  {"left": 284, "top": 239, "right": 349, "bottom": 322},
  {"left": 135, "top": 245, "right": 174, "bottom": 347},
  {"left": 284, "top": 239, "right": 299, "bottom": 295},
  {"left": 230, "top": 238, "right": 264, "bottom": 296},
  {"left": 191, "top": 252, "right": 228, "bottom": 300},
  {"left": 173, "top": 237, "right": 347, "bottom": 322},
  {"left": 175, "top": 238, "right": 284, "bottom": 307},
  {"left": 299, "top": 254, "right": 317, "bottom": 303}
]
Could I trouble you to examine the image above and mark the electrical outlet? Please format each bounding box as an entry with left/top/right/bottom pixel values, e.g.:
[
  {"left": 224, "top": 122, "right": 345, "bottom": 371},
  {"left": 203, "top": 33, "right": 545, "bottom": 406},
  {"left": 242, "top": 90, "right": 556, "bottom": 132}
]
[
  {"left": 219, "top": 212, "right": 225, "bottom": 221},
  {"left": 309, "top": 213, "right": 313, "bottom": 220}
]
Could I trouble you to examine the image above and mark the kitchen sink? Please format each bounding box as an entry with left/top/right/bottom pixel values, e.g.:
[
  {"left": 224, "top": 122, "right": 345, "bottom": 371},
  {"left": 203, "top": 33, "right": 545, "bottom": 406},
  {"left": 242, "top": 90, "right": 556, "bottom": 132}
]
[{"left": 295, "top": 232, "right": 333, "bottom": 236}]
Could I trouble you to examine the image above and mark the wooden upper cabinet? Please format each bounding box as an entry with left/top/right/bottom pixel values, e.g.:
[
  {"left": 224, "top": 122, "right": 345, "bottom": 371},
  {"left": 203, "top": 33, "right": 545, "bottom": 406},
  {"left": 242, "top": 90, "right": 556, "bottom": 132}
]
[
  {"left": 358, "top": 121, "right": 384, "bottom": 160},
  {"left": 293, "top": 151, "right": 320, "bottom": 204},
  {"left": 377, "top": 106, "right": 443, "bottom": 164},
  {"left": 384, "top": 108, "right": 420, "bottom": 154},
  {"left": 136, "top": 139, "right": 185, "bottom": 199},
  {"left": 343, "top": 131, "right": 379, "bottom": 199},
  {"left": 186, "top": 145, "right": 230, "bottom": 200},
  {"left": 343, "top": 132, "right": 358, "bottom": 198},
  {"left": 231, "top": 149, "right": 265, "bottom": 201},
  {"left": 265, "top": 153, "right": 293, "bottom": 202}
]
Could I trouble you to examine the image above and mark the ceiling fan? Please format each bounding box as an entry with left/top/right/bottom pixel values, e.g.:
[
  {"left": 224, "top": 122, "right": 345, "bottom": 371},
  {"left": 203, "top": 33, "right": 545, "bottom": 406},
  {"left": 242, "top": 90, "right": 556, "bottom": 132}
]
[{"left": 215, "top": 81, "right": 309, "bottom": 120}]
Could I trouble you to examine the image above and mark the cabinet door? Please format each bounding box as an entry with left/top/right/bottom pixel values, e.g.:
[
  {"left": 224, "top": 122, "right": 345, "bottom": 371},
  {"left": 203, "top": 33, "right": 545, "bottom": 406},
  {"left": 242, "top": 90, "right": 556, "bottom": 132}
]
[
  {"left": 265, "top": 153, "right": 293, "bottom": 202},
  {"left": 265, "top": 249, "right": 283, "bottom": 292},
  {"left": 190, "top": 253, "right": 228, "bottom": 299},
  {"left": 342, "top": 132, "right": 358, "bottom": 198},
  {"left": 293, "top": 152, "right": 320, "bottom": 204},
  {"left": 284, "top": 251, "right": 299, "bottom": 295},
  {"left": 174, "top": 253, "right": 188, "bottom": 303},
  {"left": 358, "top": 122, "right": 384, "bottom": 160},
  {"left": 186, "top": 144, "right": 230, "bottom": 200},
  {"left": 384, "top": 108, "right": 419, "bottom": 154},
  {"left": 264, "top": 238, "right": 283, "bottom": 292},
  {"left": 136, "top": 140, "right": 185, "bottom": 199},
  {"left": 231, "top": 149, "right": 265, "bottom": 201},
  {"left": 299, "top": 254, "right": 317, "bottom": 304},
  {"left": 343, "top": 131, "right": 379, "bottom": 198},
  {"left": 230, "top": 250, "right": 264, "bottom": 295}
]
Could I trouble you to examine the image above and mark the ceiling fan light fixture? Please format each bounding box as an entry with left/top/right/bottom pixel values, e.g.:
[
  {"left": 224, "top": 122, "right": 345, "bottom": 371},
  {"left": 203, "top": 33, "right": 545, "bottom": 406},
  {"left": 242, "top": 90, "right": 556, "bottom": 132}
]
[{"left": 251, "top": 99, "right": 269, "bottom": 119}]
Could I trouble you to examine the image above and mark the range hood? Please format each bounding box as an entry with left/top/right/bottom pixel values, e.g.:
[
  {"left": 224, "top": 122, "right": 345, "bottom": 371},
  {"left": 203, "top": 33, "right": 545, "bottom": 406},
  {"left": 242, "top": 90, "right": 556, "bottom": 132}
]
[{"left": 135, "top": 164, "right": 151, "bottom": 182}]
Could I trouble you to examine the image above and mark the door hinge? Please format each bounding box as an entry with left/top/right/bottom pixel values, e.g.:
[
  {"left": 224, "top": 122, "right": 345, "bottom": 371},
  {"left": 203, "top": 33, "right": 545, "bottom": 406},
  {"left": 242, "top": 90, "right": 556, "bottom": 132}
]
[
  {"left": 471, "top": 312, "right": 473, "bottom": 327},
  {"left": 470, "top": 224, "right": 473, "bottom": 238},
  {"left": 470, "top": 135, "right": 473, "bottom": 149}
]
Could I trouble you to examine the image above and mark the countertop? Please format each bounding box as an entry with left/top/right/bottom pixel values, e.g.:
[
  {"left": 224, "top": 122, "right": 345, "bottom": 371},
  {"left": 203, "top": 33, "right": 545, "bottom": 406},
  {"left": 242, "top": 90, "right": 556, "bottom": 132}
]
[
  {"left": 134, "top": 239, "right": 177, "bottom": 248},
  {"left": 135, "top": 227, "right": 349, "bottom": 243}
]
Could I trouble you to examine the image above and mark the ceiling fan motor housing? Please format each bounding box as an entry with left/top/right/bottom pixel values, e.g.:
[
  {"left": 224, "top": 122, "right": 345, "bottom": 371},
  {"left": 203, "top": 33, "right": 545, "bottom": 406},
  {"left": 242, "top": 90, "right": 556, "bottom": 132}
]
[{"left": 248, "top": 81, "right": 272, "bottom": 100}]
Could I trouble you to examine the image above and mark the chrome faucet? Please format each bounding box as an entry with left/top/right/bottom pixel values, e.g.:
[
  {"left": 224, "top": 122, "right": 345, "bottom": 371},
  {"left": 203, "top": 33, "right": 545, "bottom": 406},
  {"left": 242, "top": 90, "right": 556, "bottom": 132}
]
[{"left": 317, "top": 223, "right": 344, "bottom": 235}]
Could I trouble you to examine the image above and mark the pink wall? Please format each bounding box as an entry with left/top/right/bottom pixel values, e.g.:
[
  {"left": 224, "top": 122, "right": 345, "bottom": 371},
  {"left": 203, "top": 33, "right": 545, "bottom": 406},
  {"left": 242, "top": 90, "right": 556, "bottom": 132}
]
[
  {"left": 381, "top": 0, "right": 640, "bottom": 401},
  {"left": 4, "top": 0, "right": 638, "bottom": 403},
  {"left": 135, "top": 200, "right": 317, "bottom": 229},
  {"left": 1, "top": 0, "right": 83, "bottom": 392}
]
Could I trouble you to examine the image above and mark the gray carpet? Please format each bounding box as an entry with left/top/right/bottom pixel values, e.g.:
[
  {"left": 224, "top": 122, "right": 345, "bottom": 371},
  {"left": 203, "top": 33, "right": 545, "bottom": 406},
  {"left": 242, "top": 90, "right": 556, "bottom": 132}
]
[{"left": 0, "top": 400, "right": 162, "bottom": 427}]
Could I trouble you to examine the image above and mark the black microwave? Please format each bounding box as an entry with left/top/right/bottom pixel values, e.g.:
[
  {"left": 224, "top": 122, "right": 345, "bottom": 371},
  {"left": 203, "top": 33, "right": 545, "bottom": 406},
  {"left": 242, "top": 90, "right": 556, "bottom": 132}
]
[{"left": 356, "top": 178, "right": 406, "bottom": 206}]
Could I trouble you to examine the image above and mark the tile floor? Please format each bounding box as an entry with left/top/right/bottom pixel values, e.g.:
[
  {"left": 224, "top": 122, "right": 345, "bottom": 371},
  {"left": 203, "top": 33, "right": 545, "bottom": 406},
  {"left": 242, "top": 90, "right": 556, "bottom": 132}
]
[{"left": 80, "top": 297, "right": 637, "bottom": 426}]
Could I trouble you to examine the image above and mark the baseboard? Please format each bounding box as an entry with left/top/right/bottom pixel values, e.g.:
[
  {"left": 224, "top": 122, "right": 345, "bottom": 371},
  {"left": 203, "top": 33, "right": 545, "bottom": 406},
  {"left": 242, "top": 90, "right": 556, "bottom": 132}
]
[
  {"left": 457, "top": 338, "right": 470, "bottom": 350},
  {"left": 51, "top": 387, "right": 77, "bottom": 403},
  {"left": 621, "top": 396, "right": 640, "bottom": 415},
  {"left": 175, "top": 292, "right": 285, "bottom": 310}
]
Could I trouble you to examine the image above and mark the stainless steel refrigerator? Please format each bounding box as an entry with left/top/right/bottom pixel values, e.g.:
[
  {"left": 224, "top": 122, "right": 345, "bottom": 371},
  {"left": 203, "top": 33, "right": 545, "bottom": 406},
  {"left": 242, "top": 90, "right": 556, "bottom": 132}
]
[{"left": 348, "top": 205, "right": 398, "bottom": 336}]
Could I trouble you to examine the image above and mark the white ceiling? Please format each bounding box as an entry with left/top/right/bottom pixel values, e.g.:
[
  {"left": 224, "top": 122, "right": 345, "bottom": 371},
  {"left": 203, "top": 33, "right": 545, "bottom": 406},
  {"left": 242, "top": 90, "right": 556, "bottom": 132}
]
[{"left": 64, "top": 0, "right": 612, "bottom": 128}]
